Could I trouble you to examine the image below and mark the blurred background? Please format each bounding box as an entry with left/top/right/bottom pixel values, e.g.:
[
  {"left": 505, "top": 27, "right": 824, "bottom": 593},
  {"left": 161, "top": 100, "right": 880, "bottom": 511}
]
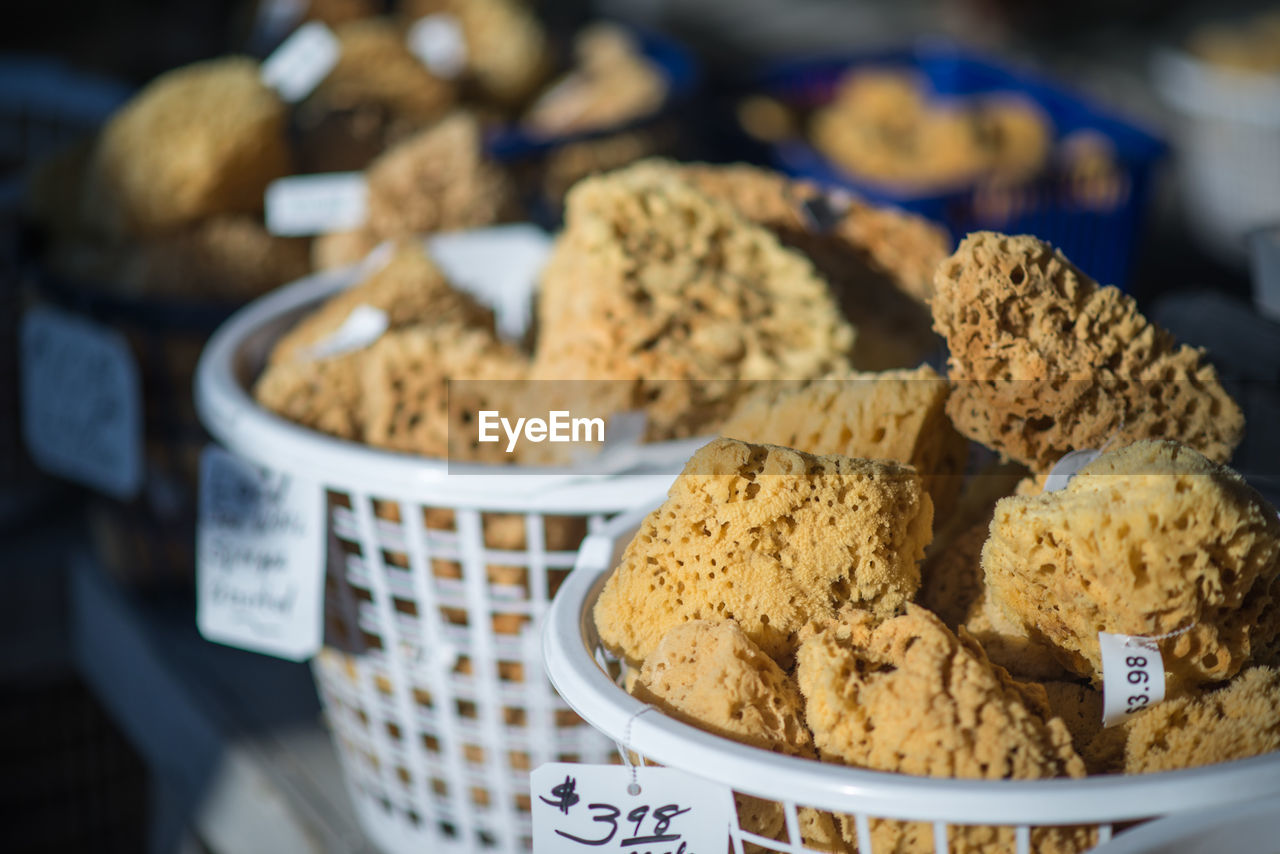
[{"left": 1, "top": 0, "right": 1277, "bottom": 852}]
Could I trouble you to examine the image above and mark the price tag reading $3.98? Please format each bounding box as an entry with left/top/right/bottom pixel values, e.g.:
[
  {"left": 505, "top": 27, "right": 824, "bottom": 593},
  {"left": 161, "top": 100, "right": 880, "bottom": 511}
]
[
  {"left": 532, "top": 763, "right": 733, "bottom": 853},
  {"left": 1098, "top": 632, "right": 1166, "bottom": 728}
]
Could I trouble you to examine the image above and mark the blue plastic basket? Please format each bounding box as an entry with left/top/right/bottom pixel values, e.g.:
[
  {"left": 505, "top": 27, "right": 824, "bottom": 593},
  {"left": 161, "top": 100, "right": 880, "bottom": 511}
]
[{"left": 755, "top": 42, "right": 1166, "bottom": 288}]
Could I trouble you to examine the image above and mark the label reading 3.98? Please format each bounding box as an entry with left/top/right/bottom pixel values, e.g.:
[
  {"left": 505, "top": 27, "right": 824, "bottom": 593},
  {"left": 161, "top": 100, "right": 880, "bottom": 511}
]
[{"left": 1099, "top": 632, "right": 1166, "bottom": 728}]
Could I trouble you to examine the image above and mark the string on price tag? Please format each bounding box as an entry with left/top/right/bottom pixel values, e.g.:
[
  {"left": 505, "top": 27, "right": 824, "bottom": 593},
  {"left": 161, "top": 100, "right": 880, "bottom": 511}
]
[
  {"left": 196, "top": 445, "right": 325, "bottom": 661},
  {"left": 1098, "top": 631, "right": 1168, "bottom": 728},
  {"left": 260, "top": 21, "right": 340, "bottom": 103}
]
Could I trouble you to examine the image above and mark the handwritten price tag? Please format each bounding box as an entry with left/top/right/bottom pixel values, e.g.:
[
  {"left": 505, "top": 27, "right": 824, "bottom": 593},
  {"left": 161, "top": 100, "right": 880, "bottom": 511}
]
[
  {"left": 21, "top": 306, "right": 142, "bottom": 499},
  {"left": 197, "top": 445, "right": 325, "bottom": 661},
  {"left": 531, "top": 763, "right": 733, "bottom": 853},
  {"left": 1099, "top": 632, "right": 1165, "bottom": 728},
  {"left": 260, "top": 21, "right": 340, "bottom": 103}
]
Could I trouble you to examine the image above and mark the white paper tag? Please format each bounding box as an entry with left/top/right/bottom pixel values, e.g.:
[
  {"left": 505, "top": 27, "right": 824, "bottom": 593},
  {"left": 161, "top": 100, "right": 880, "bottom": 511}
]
[
  {"left": 260, "top": 21, "right": 340, "bottom": 103},
  {"left": 265, "top": 172, "right": 368, "bottom": 236},
  {"left": 308, "top": 304, "right": 388, "bottom": 360},
  {"left": 407, "top": 14, "right": 468, "bottom": 79},
  {"left": 197, "top": 445, "right": 325, "bottom": 661},
  {"left": 531, "top": 763, "right": 733, "bottom": 853},
  {"left": 1043, "top": 448, "right": 1103, "bottom": 493},
  {"left": 426, "top": 224, "right": 552, "bottom": 340},
  {"left": 1099, "top": 632, "right": 1165, "bottom": 728},
  {"left": 21, "top": 306, "right": 142, "bottom": 499}
]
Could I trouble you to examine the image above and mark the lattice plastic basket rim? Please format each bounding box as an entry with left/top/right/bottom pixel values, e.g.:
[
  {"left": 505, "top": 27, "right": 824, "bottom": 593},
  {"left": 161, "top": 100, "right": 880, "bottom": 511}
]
[
  {"left": 193, "top": 229, "right": 695, "bottom": 512},
  {"left": 542, "top": 508, "right": 1280, "bottom": 831}
]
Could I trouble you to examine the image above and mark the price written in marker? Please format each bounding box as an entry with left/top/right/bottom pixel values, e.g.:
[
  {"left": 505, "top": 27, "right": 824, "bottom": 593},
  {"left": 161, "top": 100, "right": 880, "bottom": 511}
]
[
  {"left": 21, "top": 306, "right": 142, "bottom": 499},
  {"left": 197, "top": 445, "right": 325, "bottom": 661},
  {"left": 531, "top": 763, "right": 733, "bottom": 853},
  {"left": 1099, "top": 632, "right": 1166, "bottom": 728}
]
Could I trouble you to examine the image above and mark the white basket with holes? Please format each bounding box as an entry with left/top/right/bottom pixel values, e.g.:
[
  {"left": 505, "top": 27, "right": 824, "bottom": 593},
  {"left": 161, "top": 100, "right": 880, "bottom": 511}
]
[
  {"left": 543, "top": 509, "right": 1280, "bottom": 854},
  {"left": 194, "top": 226, "right": 700, "bottom": 854},
  {"left": 1152, "top": 48, "right": 1280, "bottom": 264}
]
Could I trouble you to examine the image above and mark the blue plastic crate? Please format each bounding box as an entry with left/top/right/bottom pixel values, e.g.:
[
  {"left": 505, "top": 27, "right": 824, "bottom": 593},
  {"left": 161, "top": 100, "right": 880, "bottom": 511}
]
[{"left": 756, "top": 42, "right": 1166, "bottom": 288}]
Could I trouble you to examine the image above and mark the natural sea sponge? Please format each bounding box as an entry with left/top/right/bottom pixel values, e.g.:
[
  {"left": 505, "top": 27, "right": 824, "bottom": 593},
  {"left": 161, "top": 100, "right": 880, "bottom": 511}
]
[
  {"left": 964, "top": 588, "right": 1073, "bottom": 682},
  {"left": 931, "top": 232, "right": 1244, "bottom": 473},
  {"left": 632, "top": 620, "right": 848, "bottom": 853},
  {"left": 269, "top": 240, "right": 494, "bottom": 365},
  {"left": 677, "top": 162, "right": 947, "bottom": 368},
  {"left": 313, "top": 18, "right": 455, "bottom": 122},
  {"left": 796, "top": 606, "right": 1092, "bottom": 853},
  {"left": 254, "top": 351, "right": 366, "bottom": 441},
  {"left": 83, "top": 57, "right": 291, "bottom": 237},
  {"left": 982, "top": 440, "right": 1280, "bottom": 687},
  {"left": 1040, "top": 681, "right": 1127, "bottom": 775},
  {"left": 593, "top": 438, "right": 931, "bottom": 668},
  {"left": 362, "top": 113, "right": 518, "bottom": 239},
  {"left": 720, "top": 365, "right": 967, "bottom": 519},
  {"left": 531, "top": 161, "right": 856, "bottom": 440},
  {"left": 360, "top": 324, "right": 529, "bottom": 460},
  {"left": 1124, "top": 666, "right": 1280, "bottom": 773}
]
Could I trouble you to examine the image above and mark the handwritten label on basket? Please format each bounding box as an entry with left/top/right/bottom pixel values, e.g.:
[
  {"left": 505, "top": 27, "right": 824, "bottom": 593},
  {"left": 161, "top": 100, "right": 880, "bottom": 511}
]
[
  {"left": 197, "top": 445, "right": 325, "bottom": 661},
  {"left": 407, "top": 14, "right": 468, "bottom": 79},
  {"left": 532, "top": 763, "right": 733, "bottom": 853},
  {"left": 1043, "top": 448, "right": 1102, "bottom": 493},
  {"left": 260, "top": 21, "right": 340, "bottom": 103},
  {"left": 265, "top": 172, "right": 368, "bottom": 236},
  {"left": 1099, "top": 632, "right": 1165, "bottom": 728},
  {"left": 21, "top": 306, "right": 142, "bottom": 499}
]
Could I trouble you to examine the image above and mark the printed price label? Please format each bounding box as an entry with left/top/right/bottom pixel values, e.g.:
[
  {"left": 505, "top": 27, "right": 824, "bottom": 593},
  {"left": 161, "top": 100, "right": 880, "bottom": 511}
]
[
  {"left": 260, "top": 21, "right": 340, "bottom": 103},
  {"left": 197, "top": 445, "right": 325, "bottom": 661},
  {"left": 21, "top": 306, "right": 142, "bottom": 499},
  {"left": 407, "top": 14, "right": 468, "bottom": 79},
  {"left": 1043, "top": 448, "right": 1103, "bottom": 493},
  {"left": 265, "top": 172, "right": 368, "bottom": 236},
  {"left": 532, "top": 763, "right": 733, "bottom": 853},
  {"left": 1099, "top": 632, "right": 1165, "bottom": 728}
]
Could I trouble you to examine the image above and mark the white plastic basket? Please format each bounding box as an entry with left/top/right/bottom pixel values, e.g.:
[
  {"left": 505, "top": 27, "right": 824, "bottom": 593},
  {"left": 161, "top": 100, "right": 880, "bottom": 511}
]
[
  {"left": 544, "top": 511, "right": 1280, "bottom": 854},
  {"left": 194, "top": 228, "right": 697, "bottom": 853},
  {"left": 1152, "top": 49, "right": 1280, "bottom": 264}
]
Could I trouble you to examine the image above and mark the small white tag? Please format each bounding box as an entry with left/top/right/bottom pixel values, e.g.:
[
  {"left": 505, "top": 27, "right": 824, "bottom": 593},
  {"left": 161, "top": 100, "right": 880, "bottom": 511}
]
[
  {"left": 21, "top": 306, "right": 142, "bottom": 499},
  {"left": 426, "top": 224, "right": 552, "bottom": 340},
  {"left": 197, "top": 445, "right": 325, "bottom": 661},
  {"left": 531, "top": 763, "right": 733, "bottom": 853},
  {"left": 1043, "top": 448, "right": 1103, "bottom": 493},
  {"left": 308, "top": 304, "right": 388, "bottom": 360},
  {"left": 260, "top": 21, "right": 341, "bottom": 103},
  {"left": 265, "top": 172, "right": 368, "bottom": 236},
  {"left": 1099, "top": 632, "right": 1165, "bottom": 728},
  {"left": 407, "top": 14, "right": 468, "bottom": 79}
]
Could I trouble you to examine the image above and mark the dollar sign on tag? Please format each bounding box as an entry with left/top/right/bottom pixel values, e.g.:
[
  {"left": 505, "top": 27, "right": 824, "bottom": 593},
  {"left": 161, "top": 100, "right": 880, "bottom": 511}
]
[{"left": 540, "top": 775, "right": 580, "bottom": 815}]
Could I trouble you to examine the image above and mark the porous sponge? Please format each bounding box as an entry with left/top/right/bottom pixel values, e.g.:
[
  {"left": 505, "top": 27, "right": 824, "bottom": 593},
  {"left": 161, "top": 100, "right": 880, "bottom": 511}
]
[
  {"left": 1125, "top": 666, "right": 1280, "bottom": 773},
  {"left": 269, "top": 240, "right": 495, "bottom": 365},
  {"left": 83, "top": 57, "right": 291, "bottom": 237},
  {"left": 720, "top": 365, "right": 967, "bottom": 520},
  {"left": 796, "top": 605, "right": 1091, "bottom": 853},
  {"left": 982, "top": 440, "right": 1280, "bottom": 687},
  {"left": 593, "top": 438, "right": 932, "bottom": 668},
  {"left": 931, "top": 232, "right": 1243, "bottom": 473},
  {"left": 531, "top": 161, "right": 855, "bottom": 440},
  {"left": 633, "top": 620, "right": 848, "bottom": 853}
]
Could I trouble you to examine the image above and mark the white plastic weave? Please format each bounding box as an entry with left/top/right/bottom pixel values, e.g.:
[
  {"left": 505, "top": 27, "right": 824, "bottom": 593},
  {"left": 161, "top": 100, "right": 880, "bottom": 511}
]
[
  {"left": 1153, "top": 49, "right": 1280, "bottom": 263},
  {"left": 544, "top": 510, "right": 1280, "bottom": 854},
  {"left": 195, "top": 230, "right": 688, "bottom": 853}
]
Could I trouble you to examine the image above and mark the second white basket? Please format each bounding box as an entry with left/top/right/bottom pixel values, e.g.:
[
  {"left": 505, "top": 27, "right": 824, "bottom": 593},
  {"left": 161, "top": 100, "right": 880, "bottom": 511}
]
[{"left": 544, "top": 510, "right": 1280, "bottom": 854}]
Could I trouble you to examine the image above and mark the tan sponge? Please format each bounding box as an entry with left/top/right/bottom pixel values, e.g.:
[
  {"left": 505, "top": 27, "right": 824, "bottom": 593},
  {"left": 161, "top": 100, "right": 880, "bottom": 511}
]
[
  {"left": 796, "top": 606, "right": 1091, "bottom": 853},
  {"left": 84, "top": 57, "right": 291, "bottom": 237},
  {"left": 982, "top": 440, "right": 1280, "bottom": 687},
  {"left": 931, "top": 232, "right": 1243, "bottom": 472},
  {"left": 593, "top": 438, "right": 932, "bottom": 667}
]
